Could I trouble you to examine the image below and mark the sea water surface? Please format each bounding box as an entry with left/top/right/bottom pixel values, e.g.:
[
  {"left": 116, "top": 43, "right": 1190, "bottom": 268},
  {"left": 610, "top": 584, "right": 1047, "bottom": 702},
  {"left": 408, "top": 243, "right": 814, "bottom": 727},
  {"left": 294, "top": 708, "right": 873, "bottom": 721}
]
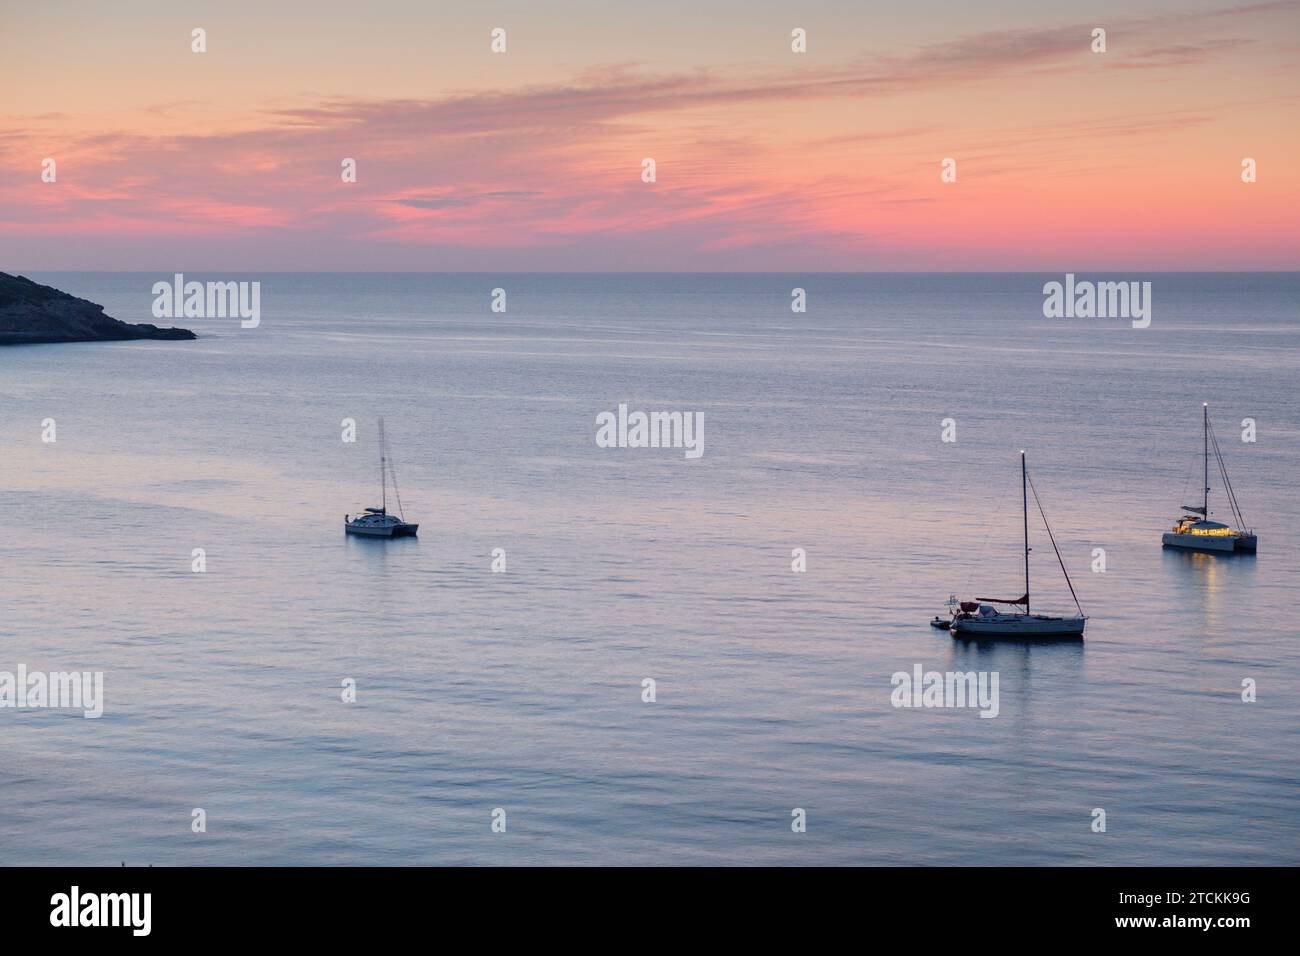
[{"left": 2, "top": 272, "right": 1297, "bottom": 866}]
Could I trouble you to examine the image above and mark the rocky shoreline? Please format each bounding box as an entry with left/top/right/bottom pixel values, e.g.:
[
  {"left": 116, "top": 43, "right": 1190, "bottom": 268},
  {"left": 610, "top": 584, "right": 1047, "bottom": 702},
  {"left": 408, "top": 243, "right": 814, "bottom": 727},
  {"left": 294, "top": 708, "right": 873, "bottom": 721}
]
[{"left": 0, "top": 272, "right": 196, "bottom": 345}]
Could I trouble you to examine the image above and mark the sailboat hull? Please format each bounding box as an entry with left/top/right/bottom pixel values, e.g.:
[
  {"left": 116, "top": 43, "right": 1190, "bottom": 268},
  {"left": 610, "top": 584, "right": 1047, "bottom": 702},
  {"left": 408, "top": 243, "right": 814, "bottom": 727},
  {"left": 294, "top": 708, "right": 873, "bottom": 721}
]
[
  {"left": 345, "top": 520, "right": 418, "bottom": 538},
  {"left": 1161, "top": 532, "right": 1253, "bottom": 553},
  {"left": 951, "top": 615, "right": 1085, "bottom": 639}
]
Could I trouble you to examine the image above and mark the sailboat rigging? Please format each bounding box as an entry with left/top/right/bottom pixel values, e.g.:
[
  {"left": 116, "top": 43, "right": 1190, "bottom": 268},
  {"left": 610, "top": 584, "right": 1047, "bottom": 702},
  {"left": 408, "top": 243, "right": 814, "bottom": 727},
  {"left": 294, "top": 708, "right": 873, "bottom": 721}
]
[{"left": 946, "top": 451, "right": 1086, "bottom": 639}]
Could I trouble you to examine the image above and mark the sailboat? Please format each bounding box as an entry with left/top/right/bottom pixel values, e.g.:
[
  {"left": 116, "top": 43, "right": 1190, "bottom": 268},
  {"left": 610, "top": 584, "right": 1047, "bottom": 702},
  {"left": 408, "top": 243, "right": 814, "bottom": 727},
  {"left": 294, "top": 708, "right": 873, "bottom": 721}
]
[
  {"left": 345, "top": 418, "right": 419, "bottom": 538},
  {"left": 949, "top": 452, "right": 1086, "bottom": 639},
  {"left": 1162, "top": 403, "right": 1256, "bottom": 554}
]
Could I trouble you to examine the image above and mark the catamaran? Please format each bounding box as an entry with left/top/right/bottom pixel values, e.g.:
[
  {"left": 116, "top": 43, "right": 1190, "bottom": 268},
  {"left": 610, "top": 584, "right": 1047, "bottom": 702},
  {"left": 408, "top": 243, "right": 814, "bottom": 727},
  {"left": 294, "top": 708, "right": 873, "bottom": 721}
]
[
  {"left": 1162, "top": 403, "right": 1256, "bottom": 554},
  {"left": 345, "top": 418, "right": 419, "bottom": 538},
  {"left": 948, "top": 451, "right": 1086, "bottom": 639}
]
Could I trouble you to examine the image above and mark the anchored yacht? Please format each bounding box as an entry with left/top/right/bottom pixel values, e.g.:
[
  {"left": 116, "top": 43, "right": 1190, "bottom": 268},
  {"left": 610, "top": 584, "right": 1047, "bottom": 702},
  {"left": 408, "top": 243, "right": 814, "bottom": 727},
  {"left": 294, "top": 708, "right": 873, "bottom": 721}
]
[
  {"left": 948, "top": 452, "right": 1086, "bottom": 640},
  {"left": 1162, "top": 403, "right": 1256, "bottom": 554},
  {"left": 345, "top": 418, "right": 418, "bottom": 538}
]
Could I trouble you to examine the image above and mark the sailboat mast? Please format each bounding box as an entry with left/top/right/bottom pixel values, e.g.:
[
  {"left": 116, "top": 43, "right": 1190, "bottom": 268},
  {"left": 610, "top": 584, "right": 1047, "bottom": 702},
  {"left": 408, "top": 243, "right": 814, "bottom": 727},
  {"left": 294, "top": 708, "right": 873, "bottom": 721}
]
[
  {"left": 1022, "top": 450, "right": 1030, "bottom": 616},
  {"left": 1202, "top": 402, "right": 1209, "bottom": 516},
  {"left": 379, "top": 417, "right": 387, "bottom": 514}
]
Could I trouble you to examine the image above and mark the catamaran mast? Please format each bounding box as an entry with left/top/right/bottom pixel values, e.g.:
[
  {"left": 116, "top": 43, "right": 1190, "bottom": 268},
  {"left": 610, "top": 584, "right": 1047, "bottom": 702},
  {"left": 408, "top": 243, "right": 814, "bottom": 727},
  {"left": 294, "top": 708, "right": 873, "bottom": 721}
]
[
  {"left": 1022, "top": 450, "right": 1030, "bottom": 615},
  {"left": 379, "top": 417, "right": 387, "bottom": 514},
  {"left": 1202, "top": 402, "right": 1209, "bottom": 517}
]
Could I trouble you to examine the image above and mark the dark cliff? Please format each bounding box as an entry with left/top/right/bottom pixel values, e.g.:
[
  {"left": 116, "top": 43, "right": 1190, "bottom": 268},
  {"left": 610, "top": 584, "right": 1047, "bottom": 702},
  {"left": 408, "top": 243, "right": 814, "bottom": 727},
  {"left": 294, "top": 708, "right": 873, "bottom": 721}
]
[{"left": 0, "top": 272, "right": 196, "bottom": 345}]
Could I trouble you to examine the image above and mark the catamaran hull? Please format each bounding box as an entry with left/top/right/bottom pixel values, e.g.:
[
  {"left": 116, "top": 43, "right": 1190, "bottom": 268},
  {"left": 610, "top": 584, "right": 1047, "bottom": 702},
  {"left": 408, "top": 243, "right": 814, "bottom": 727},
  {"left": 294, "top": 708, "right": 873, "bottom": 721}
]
[
  {"left": 951, "top": 616, "right": 1085, "bottom": 639},
  {"left": 1162, "top": 532, "right": 1254, "bottom": 553},
  {"left": 345, "top": 522, "right": 419, "bottom": 538}
]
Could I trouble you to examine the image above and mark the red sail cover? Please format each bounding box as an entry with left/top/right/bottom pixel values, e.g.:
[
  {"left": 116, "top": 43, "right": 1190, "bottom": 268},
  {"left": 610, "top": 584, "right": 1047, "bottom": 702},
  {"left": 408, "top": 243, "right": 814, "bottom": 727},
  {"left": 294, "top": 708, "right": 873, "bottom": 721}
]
[{"left": 976, "top": 594, "right": 1028, "bottom": 606}]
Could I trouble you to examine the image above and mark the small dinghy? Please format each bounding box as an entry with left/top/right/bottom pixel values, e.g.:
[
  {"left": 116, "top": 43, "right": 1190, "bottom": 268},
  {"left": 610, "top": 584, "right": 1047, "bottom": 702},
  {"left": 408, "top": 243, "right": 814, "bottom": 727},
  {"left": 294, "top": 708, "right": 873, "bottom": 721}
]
[
  {"left": 345, "top": 418, "right": 419, "bottom": 538},
  {"left": 948, "top": 451, "right": 1086, "bottom": 640},
  {"left": 930, "top": 595, "right": 959, "bottom": 628}
]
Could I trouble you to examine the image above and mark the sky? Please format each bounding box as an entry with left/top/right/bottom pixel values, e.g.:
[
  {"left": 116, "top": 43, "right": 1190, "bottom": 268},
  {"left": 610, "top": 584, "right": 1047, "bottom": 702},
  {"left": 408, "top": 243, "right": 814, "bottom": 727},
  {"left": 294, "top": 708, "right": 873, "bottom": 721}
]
[{"left": 1, "top": 0, "right": 1298, "bottom": 271}]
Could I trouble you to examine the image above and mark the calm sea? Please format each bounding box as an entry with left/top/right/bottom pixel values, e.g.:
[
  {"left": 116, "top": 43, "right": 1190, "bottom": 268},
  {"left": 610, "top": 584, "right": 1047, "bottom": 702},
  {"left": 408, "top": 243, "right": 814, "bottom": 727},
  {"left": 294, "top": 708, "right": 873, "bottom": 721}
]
[{"left": 2, "top": 272, "right": 1297, "bottom": 865}]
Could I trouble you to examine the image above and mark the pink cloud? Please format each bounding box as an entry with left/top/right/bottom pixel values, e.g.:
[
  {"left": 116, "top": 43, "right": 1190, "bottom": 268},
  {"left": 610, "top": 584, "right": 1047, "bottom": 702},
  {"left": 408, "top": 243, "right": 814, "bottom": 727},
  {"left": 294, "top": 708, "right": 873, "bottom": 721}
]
[{"left": 1, "top": 0, "right": 1296, "bottom": 269}]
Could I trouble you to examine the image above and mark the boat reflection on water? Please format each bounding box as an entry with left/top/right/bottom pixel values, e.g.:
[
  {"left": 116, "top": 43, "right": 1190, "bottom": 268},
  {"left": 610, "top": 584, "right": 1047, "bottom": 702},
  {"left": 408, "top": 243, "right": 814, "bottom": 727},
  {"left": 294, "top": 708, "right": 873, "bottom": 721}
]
[
  {"left": 947, "top": 636, "right": 1085, "bottom": 726},
  {"left": 1162, "top": 544, "right": 1256, "bottom": 626}
]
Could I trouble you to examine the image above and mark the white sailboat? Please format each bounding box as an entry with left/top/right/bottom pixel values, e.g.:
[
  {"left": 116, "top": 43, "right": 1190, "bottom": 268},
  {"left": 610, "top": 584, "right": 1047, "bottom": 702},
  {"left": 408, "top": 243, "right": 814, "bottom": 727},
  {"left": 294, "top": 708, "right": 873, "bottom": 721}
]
[
  {"left": 345, "top": 418, "right": 419, "bottom": 538},
  {"left": 949, "top": 452, "right": 1086, "bottom": 639},
  {"left": 1162, "top": 403, "right": 1256, "bottom": 554}
]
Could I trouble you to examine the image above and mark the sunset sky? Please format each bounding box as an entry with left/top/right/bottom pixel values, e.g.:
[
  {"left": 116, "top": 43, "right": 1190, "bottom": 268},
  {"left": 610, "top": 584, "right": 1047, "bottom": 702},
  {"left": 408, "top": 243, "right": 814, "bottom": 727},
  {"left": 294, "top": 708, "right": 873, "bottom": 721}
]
[{"left": 2, "top": 0, "right": 1298, "bottom": 270}]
